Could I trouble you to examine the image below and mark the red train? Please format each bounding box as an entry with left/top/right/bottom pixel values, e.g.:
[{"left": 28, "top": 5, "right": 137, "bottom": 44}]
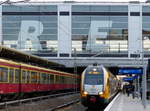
[{"left": 0, "top": 58, "right": 79, "bottom": 100}]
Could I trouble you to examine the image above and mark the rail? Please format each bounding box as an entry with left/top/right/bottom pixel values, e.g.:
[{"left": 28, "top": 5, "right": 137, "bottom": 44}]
[
  {"left": 46, "top": 99, "right": 80, "bottom": 111},
  {"left": 0, "top": 91, "right": 79, "bottom": 108}
]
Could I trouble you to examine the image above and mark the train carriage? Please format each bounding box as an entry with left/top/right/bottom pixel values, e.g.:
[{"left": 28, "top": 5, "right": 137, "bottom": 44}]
[{"left": 0, "top": 58, "right": 79, "bottom": 100}]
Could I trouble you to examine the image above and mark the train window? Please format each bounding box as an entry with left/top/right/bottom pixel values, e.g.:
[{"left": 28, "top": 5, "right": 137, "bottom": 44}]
[
  {"left": 72, "top": 77, "right": 74, "bottom": 84},
  {"left": 22, "top": 70, "right": 26, "bottom": 83},
  {"left": 26, "top": 71, "right": 30, "bottom": 83},
  {"left": 58, "top": 76, "right": 61, "bottom": 84},
  {"left": 31, "top": 72, "right": 37, "bottom": 83},
  {"left": 50, "top": 74, "right": 54, "bottom": 84},
  {"left": 61, "top": 76, "right": 65, "bottom": 84},
  {"left": 39, "top": 73, "right": 42, "bottom": 84},
  {"left": 37, "top": 72, "right": 40, "bottom": 83},
  {"left": 45, "top": 74, "right": 48, "bottom": 84},
  {"left": 15, "top": 69, "right": 20, "bottom": 83},
  {"left": 42, "top": 73, "right": 47, "bottom": 84},
  {"left": 48, "top": 74, "right": 50, "bottom": 84},
  {"left": 9, "top": 68, "right": 14, "bottom": 83},
  {"left": 0, "top": 67, "right": 8, "bottom": 82},
  {"left": 64, "top": 76, "right": 67, "bottom": 84},
  {"left": 66, "top": 77, "right": 69, "bottom": 84},
  {"left": 55, "top": 75, "right": 59, "bottom": 84}
]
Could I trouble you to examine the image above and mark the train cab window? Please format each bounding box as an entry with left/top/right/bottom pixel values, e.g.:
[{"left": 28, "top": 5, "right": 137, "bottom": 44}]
[
  {"left": 22, "top": 70, "right": 26, "bottom": 83},
  {"left": 50, "top": 75, "right": 54, "bottom": 84},
  {"left": 84, "top": 74, "right": 103, "bottom": 85},
  {"left": 15, "top": 69, "right": 20, "bottom": 83},
  {"left": 9, "top": 68, "right": 14, "bottom": 83},
  {"left": 0, "top": 67, "right": 8, "bottom": 82},
  {"left": 31, "top": 72, "right": 37, "bottom": 83}
]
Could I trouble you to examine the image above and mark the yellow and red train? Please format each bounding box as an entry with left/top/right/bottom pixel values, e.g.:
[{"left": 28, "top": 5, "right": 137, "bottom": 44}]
[
  {"left": 80, "top": 65, "right": 120, "bottom": 107},
  {"left": 0, "top": 58, "right": 79, "bottom": 100}
]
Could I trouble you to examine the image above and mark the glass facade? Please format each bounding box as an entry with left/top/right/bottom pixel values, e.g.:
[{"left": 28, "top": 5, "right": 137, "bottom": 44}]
[
  {"left": 3, "top": 4, "right": 150, "bottom": 57},
  {"left": 2, "top": 5, "right": 58, "bottom": 52},
  {"left": 72, "top": 5, "right": 128, "bottom": 54},
  {"left": 143, "top": 6, "right": 150, "bottom": 52}
]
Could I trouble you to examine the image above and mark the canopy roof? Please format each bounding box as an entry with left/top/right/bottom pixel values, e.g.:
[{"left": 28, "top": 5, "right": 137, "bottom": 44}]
[{"left": 0, "top": 45, "right": 64, "bottom": 68}]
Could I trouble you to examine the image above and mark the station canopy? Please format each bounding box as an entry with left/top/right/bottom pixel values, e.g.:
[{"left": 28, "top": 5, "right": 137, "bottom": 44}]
[{"left": 0, "top": 45, "right": 64, "bottom": 68}]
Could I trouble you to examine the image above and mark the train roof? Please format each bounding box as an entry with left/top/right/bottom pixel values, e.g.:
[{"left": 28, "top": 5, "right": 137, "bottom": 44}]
[
  {"left": 0, "top": 45, "right": 64, "bottom": 68},
  {"left": 0, "top": 58, "right": 78, "bottom": 77}
]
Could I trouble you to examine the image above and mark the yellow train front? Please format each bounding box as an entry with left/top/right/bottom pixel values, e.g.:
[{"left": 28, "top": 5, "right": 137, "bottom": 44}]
[{"left": 80, "top": 65, "right": 119, "bottom": 107}]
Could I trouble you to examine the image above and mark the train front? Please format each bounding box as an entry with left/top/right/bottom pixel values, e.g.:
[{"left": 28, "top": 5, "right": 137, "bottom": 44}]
[{"left": 80, "top": 65, "right": 104, "bottom": 107}]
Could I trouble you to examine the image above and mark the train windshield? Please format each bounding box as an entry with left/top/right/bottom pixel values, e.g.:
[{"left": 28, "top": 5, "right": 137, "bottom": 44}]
[{"left": 84, "top": 74, "right": 103, "bottom": 85}]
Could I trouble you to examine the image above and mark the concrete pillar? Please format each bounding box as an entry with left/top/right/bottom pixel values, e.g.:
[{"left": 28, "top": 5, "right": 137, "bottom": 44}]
[
  {"left": 58, "top": 4, "right": 72, "bottom": 57},
  {"left": 128, "top": 4, "right": 142, "bottom": 58}
]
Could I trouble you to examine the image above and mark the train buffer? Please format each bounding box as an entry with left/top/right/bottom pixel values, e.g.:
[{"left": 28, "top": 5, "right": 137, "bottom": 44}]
[{"left": 104, "top": 93, "right": 150, "bottom": 111}]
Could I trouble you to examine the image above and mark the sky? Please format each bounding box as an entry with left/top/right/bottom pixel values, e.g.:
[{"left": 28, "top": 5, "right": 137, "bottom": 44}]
[{"left": 0, "top": 0, "right": 148, "bottom": 3}]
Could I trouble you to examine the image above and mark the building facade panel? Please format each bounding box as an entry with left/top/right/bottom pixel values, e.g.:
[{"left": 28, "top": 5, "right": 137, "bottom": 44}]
[
  {"left": 2, "top": 5, "right": 58, "bottom": 53},
  {"left": 72, "top": 5, "right": 128, "bottom": 55}
]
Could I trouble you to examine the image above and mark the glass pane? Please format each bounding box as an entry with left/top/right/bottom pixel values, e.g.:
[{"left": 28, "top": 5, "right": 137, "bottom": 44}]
[
  {"left": 22, "top": 70, "right": 26, "bottom": 83},
  {"left": 9, "top": 68, "right": 14, "bottom": 83},
  {"left": 15, "top": 69, "right": 20, "bottom": 83},
  {"left": 143, "top": 6, "right": 150, "bottom": 12},
  {"left": 0, "top": 67, "right": 8, "bottom": 82},
  {"left": 91, "top": 6, "right": 109, "bottom": 12},
  {"left": 31, "top": 72, "right": 37, "bottom": 83},
  {"left": 110, "top": 6, "right": 128, "bottom": 12},
  {"left": 50, "top": 74, "right": 54, "bottom": 84},
  {"left": 72, "top": 5, "right": 91, "bottom": 12},
  {"left": 84, "top": 74, "right": 103, "bottom": 85}
]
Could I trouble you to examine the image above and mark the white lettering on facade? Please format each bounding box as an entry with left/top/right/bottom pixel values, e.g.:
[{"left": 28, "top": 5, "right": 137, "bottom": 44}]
[
  {"left": 86, "top": 21, "right": 112, "bottom": 52},
  {"left": 17, "top": 20, "right": 43, "bottom": 50}
]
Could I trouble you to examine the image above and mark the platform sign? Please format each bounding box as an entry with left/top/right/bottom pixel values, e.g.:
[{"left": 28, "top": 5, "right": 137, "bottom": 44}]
[
  {"left": 123, "top": 77, "right": 134, "bottom": 81},
  {"left": 118, "top": 68, "right": 143, "bottom": 75},
  {"left": 123, "top": 76, "right": 138, "bottom": 81}
]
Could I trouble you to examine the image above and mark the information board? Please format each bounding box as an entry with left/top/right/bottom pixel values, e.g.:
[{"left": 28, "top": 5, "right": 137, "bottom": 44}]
[{"left": 118, "top": 68, "right": 142, "bottom": 75}]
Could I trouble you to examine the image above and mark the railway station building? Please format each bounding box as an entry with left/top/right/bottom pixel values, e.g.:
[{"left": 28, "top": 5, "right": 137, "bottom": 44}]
[{"left": 0, "top": 1, "right": 149, "bottom": 66}]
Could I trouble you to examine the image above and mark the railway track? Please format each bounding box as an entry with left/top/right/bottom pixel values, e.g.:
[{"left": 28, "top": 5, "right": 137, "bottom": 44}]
[
  {"left": 48, "top": 93, "right": 120, "bottom": 111},
  {"left": 47, "top": 99, "right": 80, "bottom": 111},
  {"left": 0, "top": 91, "right": 79, "bottom": 109}
]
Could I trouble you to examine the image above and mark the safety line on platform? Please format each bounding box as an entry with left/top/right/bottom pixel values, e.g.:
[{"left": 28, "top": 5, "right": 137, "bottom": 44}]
[{"left": 104, "top": 93, "right": 121, "bottom": 111}]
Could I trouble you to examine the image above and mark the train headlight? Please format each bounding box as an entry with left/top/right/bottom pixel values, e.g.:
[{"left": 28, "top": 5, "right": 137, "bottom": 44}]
[
  {"left": 99, "top": 92, "right": 103, "bottom": 95},
  {"left": 83, "top": 91, "right": 88, "bottom": 95}
]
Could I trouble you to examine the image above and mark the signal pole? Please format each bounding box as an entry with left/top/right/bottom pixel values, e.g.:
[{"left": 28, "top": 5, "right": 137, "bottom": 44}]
[{"left": 74, "top": 48, "right": 77, "bottom": 93}]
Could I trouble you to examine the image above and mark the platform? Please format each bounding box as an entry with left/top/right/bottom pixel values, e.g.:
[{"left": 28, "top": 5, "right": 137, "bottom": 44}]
[{"left": 105, "top": 93, "right": 150, "bottom": 111}]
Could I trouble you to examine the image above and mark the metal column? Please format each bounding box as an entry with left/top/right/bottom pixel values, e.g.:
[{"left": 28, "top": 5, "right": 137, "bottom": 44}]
[{"left": 142, "top": 65, "right": 147, "bottom": 108}]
